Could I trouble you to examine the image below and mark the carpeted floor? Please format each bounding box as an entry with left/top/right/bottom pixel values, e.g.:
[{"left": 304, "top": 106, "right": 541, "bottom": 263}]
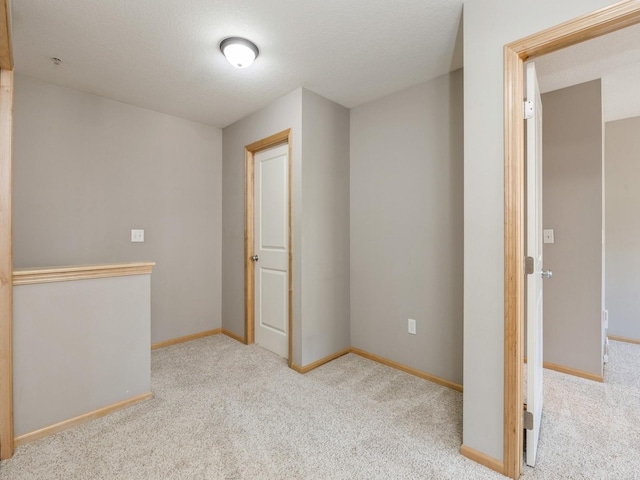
[
  {"left": 0, "top": 336, "right": 638, "bottom": 479},
  {"left": 520, "top": 340, "right": 640, "bottom": 479}
]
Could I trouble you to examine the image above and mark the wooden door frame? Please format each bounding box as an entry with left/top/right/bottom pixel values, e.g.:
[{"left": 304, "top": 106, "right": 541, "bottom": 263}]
[
  {"left": 0, "top": 68, "right": 13, "bottom": 461},
  {"left": 0, "top": 0, "right": 13, "bottom": 460},
  {"left": 503, "top": 1, "right": 640, "bottom": 478},
  {"left": 244, "top": 129, "right": 293, "bottom": 367}
]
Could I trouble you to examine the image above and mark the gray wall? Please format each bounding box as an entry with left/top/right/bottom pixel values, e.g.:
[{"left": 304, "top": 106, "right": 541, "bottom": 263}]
[
  {"left": 222, "top": 89, "right": 304, "bottom": 364},
  {"left": 13, "top": 275, "right": 151, "bottom": 436},
  {"left": 300, "top": 90, "right": 351, "bottom": 365},
  {"left": 542, "top": 80, "right": 603, "bottom": 377},
  {"left": 13, "top": 75, "right": 223, "bottom": 344},
  {"left": 605, "top": 116, "right": 640, "bottom": 341},
  {"left": 222, "top": 88, "right": 351, "bottom": 367},
  {"left": 350, "top": 70, "right": 464, "bottom": 385},
  {"left": 463, "top": 0, "right": 616, "bottom": 461}
]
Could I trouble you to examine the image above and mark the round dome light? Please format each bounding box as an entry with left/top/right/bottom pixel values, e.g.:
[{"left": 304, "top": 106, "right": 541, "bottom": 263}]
[{"left": 220, "top": 37, "right": 259, "bottom": 69}]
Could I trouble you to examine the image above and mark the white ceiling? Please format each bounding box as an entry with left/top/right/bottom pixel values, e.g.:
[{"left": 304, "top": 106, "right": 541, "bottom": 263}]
[
  {"left": 535, "top": 22, "right": 640, "bottom": 123},
  {"left": 11, "top": 0, "right": 464, "bottom": 128}
]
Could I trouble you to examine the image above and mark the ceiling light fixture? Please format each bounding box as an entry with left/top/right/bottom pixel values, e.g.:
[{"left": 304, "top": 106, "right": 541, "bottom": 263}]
[{"left": 220, "top": 37, "right": 259, "bottom": 69}]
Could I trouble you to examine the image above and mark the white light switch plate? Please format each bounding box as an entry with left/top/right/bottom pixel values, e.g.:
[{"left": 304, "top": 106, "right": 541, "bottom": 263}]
[
  {"left": 131, "top": 229, "right": 144, "bottom": 242},
  {"left": 543, "top": 229, "right": 554, "bottom": 244},
  {"left": 408, "top": 318, "right": 416, "bottom": 335}
]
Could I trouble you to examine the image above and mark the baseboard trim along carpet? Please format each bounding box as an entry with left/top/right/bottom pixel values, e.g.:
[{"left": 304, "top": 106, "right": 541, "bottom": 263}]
[
  {"left": 14, "top": 392, "right": 153, "bottom": 447},
  {"left": 221, "top": 329, "right": 246, "bottom": 344},
  {"left": 350, "top": 347, "right": 463, "bottom": 392},
  {"left": 291, "top": 348, "right": 352, "bottom": 374},
  {"left": 543, "top": 361, "right": 603, "bottom": 383},
  {"left": 151, "top": 329, "right": 222, "bottom": 350},
  {"left": 525, "top": 357, "right": 604, "bottom": 383},
  {"left": 152, "top": 333, "right": 464, "bottom": 392},
  {"left": 608, "top": 334, "right": 640, "bottom": 346},
  {"left": 460, "top": 444, "right": 504, "bottom": 476}
]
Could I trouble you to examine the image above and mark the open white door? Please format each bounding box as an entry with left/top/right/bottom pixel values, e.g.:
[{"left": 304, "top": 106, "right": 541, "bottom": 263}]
[
  {"left": 253, "top": 143, "right": 289, "bottom": 359},
  {"left": 525, "top": 62, "right": 548, "bottom": 467}
]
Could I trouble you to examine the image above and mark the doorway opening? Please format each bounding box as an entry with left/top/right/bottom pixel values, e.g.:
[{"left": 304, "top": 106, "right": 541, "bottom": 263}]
[
  {"left": 503, "top": 2, "right": 640, "bottom": 479},
  {"left": 244, "top": 129, "right": 293, "bottom": 366}
]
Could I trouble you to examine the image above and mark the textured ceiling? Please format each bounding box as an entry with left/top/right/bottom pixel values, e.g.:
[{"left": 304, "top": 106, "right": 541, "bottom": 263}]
[
  {"left": 535, "top": 22, "right": 640, "bottom": 123},
  {"left": 11, "top": 0, "right": 464, "bottom": 128}
]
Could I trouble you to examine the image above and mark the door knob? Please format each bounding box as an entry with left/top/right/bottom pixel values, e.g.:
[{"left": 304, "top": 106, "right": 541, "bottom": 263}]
[
  {"left": 251, "top": 255, "right": 259, "bottom": 262},
  {"left": 542, "top": 270, "right": 552, "bottom": 279}
]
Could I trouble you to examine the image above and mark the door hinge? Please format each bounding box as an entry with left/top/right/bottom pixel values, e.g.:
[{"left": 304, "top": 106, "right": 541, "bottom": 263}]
[
  {"left": 524, "top": 100, "right": 534, "bottom": 120},
  {"left": 524, "top": 410, "right": 534, "bottom": 430},
  {"left": 525, "top": 256, "right": 534, "bottom": 275}
]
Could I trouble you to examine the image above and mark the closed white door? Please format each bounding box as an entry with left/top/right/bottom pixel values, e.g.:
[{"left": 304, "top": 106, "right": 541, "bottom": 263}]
[
  {"left": 526, "top": 61, "right": 548, "bottom": 467},
  {"left": 253, "top": 143, "right": 289, "bottom": 358}
]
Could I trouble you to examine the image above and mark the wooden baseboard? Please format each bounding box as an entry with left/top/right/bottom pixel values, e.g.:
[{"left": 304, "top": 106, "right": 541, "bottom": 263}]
[
  {"left": 14, "top": 392, "right": 153, "bottom": 446},
  {"left": 151, "top": 329, "right": 221, "bottom": 350},
  {"left": 350, "top": 347, "right": 463, "bottom": 392},
  {"left": 151, "top": 333, "right": 464, "bottom": 392},
  {"left": 526, "top": 357, "right": 604, "bottom": 382},
  {"left": 608, "top": 334, "right": 640, "bottom": 346},
  {"left": 221, "top": 329, "right": 246, "bottom": 344},
  {"left": 460, "top": 444, "right": 505, "bottom": 476},
  {"left": 291, "top": 348, "right": 351, "bottom": 374},
  {"left": 543, "top": 361, "right": 603, "bottom": 382}
]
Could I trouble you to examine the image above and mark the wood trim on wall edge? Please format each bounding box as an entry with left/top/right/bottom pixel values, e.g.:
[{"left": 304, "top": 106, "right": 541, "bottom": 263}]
[
  {"left": 350, "top": 347, "right": 463, "bottom": 392},
  {"left": 244, "top": 148, "right": 255, "bottom": 347},
  {"left": 13, "top": 262, "right": 156, "bottom": 286},
  {"left": 543, "top": 361, "right": 603, "bottom": 382},
  {"left": 221, "top": 329, "right": 245, "bottom": 344},
  {"left": 503, "top": 2, "right": 640, "bottom": 479},
  {"left": 0, "top": 0, "right": 13, "bottom": 70},
  {"left": 503, "top": 42, "right": 524, "bottom": 480},
  {"left": 151, "top": 329, "right": 221, "bottom": 350},
  {"left": 460, "top": 444, "right": 504, "bottom": 475},
  {"left": 14, "top": 392, "right": 153, "bottom": 447},
  {"left": 290, "top": 348, "right": 351, "bottom": 374},
  {"left": 607, "top": 334, "right": 640, "bottom": 345},
  {"left": 0, "top": 67, "right": 14, "bottom": 460},
  {"left": 524, "top": 356, "right": 604, "bottom": 382}
]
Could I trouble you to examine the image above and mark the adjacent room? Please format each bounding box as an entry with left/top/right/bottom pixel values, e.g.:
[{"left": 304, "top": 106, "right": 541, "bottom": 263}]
[
  {"left": 534, "top": 20, "right": 640, "bottom": 383},
  {"left": 518, "top": 20, "right": 640, "bottom": 474}
]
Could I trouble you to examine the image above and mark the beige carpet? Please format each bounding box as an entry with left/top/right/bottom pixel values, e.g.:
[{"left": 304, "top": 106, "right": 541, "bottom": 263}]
[
  {"left": 0, "top": 336, "right": 638, "bottom": 479},
  {"left": 521, "top": 340, "right": 640, "bottom": 479}
]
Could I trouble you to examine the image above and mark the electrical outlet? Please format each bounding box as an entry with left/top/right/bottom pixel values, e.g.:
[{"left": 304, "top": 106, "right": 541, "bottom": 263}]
[
  {"left": 543, "top": 229, "right": 555, "bottom": 244},
  {"left": 131, "top": 229, "right": 145, "bottom": 243},
  {"left": 408, "top": 318, "right": 416, "bottom": 335}
]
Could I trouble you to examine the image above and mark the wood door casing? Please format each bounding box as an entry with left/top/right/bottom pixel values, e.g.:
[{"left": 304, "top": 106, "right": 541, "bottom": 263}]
[
  {"left": 502, "top": 3, "right": 640, "bottom": 478},
  {"left": 244, "top": 129, "right": 293, "bottom": 366}
]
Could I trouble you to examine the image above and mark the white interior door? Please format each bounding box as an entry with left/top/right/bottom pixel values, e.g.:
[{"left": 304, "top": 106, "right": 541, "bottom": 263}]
[
  {"left": 526, "top": 62, "right": 545, "bottom": 467},
  {"left": 253, "top": 143, "right": 289, "bottom": 358}
]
